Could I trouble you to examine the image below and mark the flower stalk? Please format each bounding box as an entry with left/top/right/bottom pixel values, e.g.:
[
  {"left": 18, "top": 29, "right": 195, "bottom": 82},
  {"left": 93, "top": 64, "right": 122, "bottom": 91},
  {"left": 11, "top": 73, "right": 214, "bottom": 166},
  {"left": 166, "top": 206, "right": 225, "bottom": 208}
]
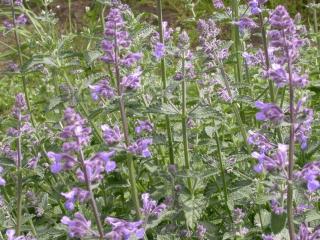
[
  {"left": 181, "top": 53, "right": 192, "bottom": 192},
  {"left": 114, "top": 29, "right": 141, "bottom": 218},
  {"left": 16, "top": 112, "right": 23, "bottom": 235},
  {"left": 10, "top": 0, "right": 35, "bottom": 127},
  {"left": 78, "top": 149, "right": 104, "bottom": 239},
  {"left": 284, "top": 32, "right": 296, "bottom": 240},
  {"left": 157, "top": 0, "right": 175, "bottom": 165}
]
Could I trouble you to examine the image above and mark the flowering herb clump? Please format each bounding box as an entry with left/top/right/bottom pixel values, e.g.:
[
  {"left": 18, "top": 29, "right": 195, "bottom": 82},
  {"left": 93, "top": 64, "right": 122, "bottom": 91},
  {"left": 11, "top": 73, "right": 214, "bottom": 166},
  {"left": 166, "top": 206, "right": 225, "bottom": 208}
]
[{"left": 1, "top": 0, "right": 320, "bottom": 239}]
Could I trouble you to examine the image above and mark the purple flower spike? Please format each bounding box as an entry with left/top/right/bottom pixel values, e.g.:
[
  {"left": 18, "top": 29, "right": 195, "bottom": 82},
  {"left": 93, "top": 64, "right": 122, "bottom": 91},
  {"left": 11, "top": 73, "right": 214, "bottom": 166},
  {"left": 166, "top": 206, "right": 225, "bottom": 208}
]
[
  {"left": 120, "top": 67, "right": 142, "bottom": 90},
  {"left": 61, "top": 188, "right": 90, "bottom": 211},
  {"left": 91, "top": 151, "right": 116, "bottom": 173},
  {"left": 47, "top": 152, "right": 77, "bottom": 173},
  {"left": 101, "top": 124, "right": 122, "bottom": 145},
  {"left": 141, "top": 193, "right": 166, "bottom": 217},
  {"left": 128, "top": 138, "right": 152, "bottom": 158},
  {"left": 105, "top": 217, "right": 145, "bottom": 240},
  {"left": 153, "top": 42, "right": 165, "bottom": 60},
  {"left": 248, "top": 0, "right": 261, "bottom": 15},
  {"left": 268, "top": 65, "right": 288, "bottom": 87},
  {"left": 89, "top": 79, "right": 115, "bottom": 101},
  {"left": 255, "top": 101, "right": 284, "bottom": 123},
  {"left": 135, "top": 120, "right": 154, "bottom": 135},
  {"left": 61, "top": 212, "right": 91, "bottom": 238},
  {"left": 269, "top": 5, "right": 294, "bottom": 30}
]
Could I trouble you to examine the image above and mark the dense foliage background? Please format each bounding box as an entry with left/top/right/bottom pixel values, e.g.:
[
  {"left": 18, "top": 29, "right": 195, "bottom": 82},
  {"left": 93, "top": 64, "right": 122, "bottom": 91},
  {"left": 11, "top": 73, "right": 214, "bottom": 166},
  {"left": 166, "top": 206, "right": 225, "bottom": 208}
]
[{"left": 0, "top": 0, "right": 320, "bottom": 239}]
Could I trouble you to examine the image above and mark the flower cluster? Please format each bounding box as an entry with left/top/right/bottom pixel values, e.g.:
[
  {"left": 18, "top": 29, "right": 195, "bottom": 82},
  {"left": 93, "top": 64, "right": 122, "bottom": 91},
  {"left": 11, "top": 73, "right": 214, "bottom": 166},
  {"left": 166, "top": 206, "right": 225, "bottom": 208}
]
[
  {"left": 151, "top": 21, "right": 173, "bottom": 60},
  {"left": 296, "top": 161, "right": 320, "bottom": 192},
  {"left": 101, "top": 7, "right": 143, "bottom": 90},
  {"left": 5, "top": 229, "right": 36, "bottom": 240},
  {"left": 141, "top": 193, "right": 166, "bottom": 217},
  {"left": 3, "top": 14, "right": 27, "bottom": 31},
  {"left": 61, "top": 212, "right": 92, "bottom": 238},
  {"left": 105, "top": 217, "right": 145, "bottom": 239},
  {"left": 89, "top": 79, "right": 115, "bottom": 101}
]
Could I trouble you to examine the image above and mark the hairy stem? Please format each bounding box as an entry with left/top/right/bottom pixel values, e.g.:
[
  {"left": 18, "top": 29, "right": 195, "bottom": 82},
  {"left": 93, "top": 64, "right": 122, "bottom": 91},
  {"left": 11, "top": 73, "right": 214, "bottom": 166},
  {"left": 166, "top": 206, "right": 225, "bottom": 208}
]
[
  {"left": 157, "top": 0, "right": 175, "bottom": 165},
  {"left": 284, "top": 31, "right": 296, "bottom": 240},
  {"left": 181, "top": 53, "right": 192, "bottom": 193},
  {"left": 79, "top": 150, "right": 104, "bottom": 239},
  {"left": 214, "top": 131, "right": 232, "bottom": 221},
  {"left": 10, "top": 0, "right": 35, "bottom": 127},
  {"left": 114, "top": 29, "right": 141, "bottom": 218},
  {"left": 16, "top": 112, "right": 23, "bottom": 235}
]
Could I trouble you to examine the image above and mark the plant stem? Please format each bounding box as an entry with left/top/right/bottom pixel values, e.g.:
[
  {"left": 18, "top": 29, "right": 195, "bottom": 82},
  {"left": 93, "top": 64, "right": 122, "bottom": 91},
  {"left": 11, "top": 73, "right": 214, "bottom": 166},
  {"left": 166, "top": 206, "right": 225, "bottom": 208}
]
[
  {"left": 114, "top": 29, "right": 141, "bottom": 218},
  {"left": 259, "top": 12, "right": 275, "bottom": 103},
  {"left": 219, "top": 66, "right": 250, "bottom": 152},
  {"left": 284, "top": 31, "right": 295, "bottom": 240},
  {"left": 231, "top": 0, "right": 243, "bottom": 85},
  {"left": 181, "top": 53, "right": 192, "bottom": 193},
  {"left": 68, "top": 0, "right": 72, "bottom": 33},
  {"left": 313, "top": 0, "right": 320, "bottom": 73},
  {"left": 10, "top": 0, "right": 35, "bottom": 127},
  {"left": 79, "top": 149, "right": 104, "bottom": 240},
  {"left": 214, "top": 131, "right": 232, "bottom": 221},
  {"left": 157, "top": 0, "right": 175, "bottom": 165},
  {"left": 16, "top": 112, "right": 23, "bottom": 235}
]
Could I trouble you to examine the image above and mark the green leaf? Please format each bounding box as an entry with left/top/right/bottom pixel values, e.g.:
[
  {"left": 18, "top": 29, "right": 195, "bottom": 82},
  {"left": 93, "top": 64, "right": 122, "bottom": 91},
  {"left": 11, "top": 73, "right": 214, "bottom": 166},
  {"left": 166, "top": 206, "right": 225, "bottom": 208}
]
[{"left": 271, "top": 212, "right": 287, "bottom": 234}]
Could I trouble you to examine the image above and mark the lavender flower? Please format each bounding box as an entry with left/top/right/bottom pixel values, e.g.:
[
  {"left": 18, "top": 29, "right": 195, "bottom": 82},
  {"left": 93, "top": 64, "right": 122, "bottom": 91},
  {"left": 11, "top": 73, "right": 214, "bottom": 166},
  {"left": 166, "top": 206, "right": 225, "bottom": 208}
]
[
  {"left": 0, "top": 166, "right": 6, "bottom": 186},
  {"left": 128, "top": 138, "right": 152, "bottom": 158},
  {"left": 196, "top": 224, "right": 206, "bottom": 239},
  {"left": 212, "top": 0, "right": 224, "bottom": 9},
  {"left": 101, "top": 124, "right": 122, "bottom": 145},
  {"left": 262, "top": 234, "right": 275, "bottom": 240},
  {"left": 89, "top": 79, "right": 115, "bottom": 101},
  {"left": 233, "top": 208, "right": 245, "bottom": 224},
  {"left": 270, "top": 199, "right": 285, "bottom": 215},
  {"left": 135, "top": 120, "right": 153, "bottom": 134},
  {"left": 248, "top": 0, "right": 262, "bottom": 15},
  {"left": 247, "top": 130, "right": 275, "bottom": 153},
  {"left": 47, "top": 152, "right": 77, "bottom": 173},
  {"left": 77, "top": 151, "right": 116, "bottom": 183},
  {"left": 153, "top": 42, "right": 165, "bottom": 60},
  {"left": 235, "top": 17, "right": 258, "bottom": 32},
  {"left": 197, "top": 19, "right": 229, "bottom": 61},
  {"left": 297, "top": 223, "right": 320, "bottom": 239},
  {"left": 61, "top": 212, "right": 92, "bottom": 238},
  {"left": 296, "top": 161, "right": 320, "bottom": 192},
  {"left": 60, "top": 108, "right": 91, "bottom": 152},
  {"left": 120, "top": 52, "right": 143, "bottom": 67},
  {"left": 3, "top": 20, "right": 13, "bottom": 30},
  {"left": 217, "top": 87, "right": 233, "bottom": 102},
  {"left": 255, "top": 101, "right": 284, "bottom": 123},
  {"left": 105, "top": 217, "right": 145, "bottom": 239},
  {"left": 252, "top": 144, "right": 288, "bottom": 173},
  {"left": 120, "top": 67, "right": 142, "bottom": 90},
  {"left": 61, "top": 188, "right": 90, "bottom": 211},
  {"left": 26, "top": 154, "right": 40, "bottom": 169},
  {"left": 6, "top": 229, "right": 36, "bottom": 240},
  {"left": 141, "top": 193, "right": 166, "bottom": 217},
  {"left": 295, "top": 107, "right": 313, "bottom": 150},
  {"left": 15, "top": 14, "right": 27, "bottom": 25}
]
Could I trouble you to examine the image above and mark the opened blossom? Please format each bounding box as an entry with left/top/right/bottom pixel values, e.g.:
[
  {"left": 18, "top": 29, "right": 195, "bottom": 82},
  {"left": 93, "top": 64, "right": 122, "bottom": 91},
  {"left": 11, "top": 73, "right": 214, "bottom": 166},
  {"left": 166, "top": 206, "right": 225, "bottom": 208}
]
[
  {"left": 61, "top": 187, "right": 90, "bottom": 211},
  {"left": 101, "top": 124, "right": 122, "bottom": 145},
  {"left": 128, "top": 138, "right": 152, "bottom": 158},
  {"left": 61, "top": 212, "right": 92, "bottom": 238},
  {"left": 255, "top": 101, "right": 284, "bottom": 123},
  {"left": 105, "top": 217, "right": 145, "bottom": 239}
]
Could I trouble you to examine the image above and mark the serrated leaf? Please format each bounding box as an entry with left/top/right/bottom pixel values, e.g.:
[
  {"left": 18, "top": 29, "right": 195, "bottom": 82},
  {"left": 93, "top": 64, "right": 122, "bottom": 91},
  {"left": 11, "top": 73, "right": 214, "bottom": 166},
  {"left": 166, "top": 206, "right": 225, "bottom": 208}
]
[{"left": 305, "top": 210, "right": 320, "bottom": 222}]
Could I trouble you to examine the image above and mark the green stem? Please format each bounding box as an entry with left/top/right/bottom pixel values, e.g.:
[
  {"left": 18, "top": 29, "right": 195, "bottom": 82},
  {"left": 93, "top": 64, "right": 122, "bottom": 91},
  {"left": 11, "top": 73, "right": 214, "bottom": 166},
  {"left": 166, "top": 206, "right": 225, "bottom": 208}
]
[
  {"left": 181, "top": 53, "right": 192, "bottom": 193},
  {"left": 219, "top": 67, "right": 250, "bottom": 152},
  {"left": 214, "top": 131, "right": 232, "bottom": 221},
  {"left": 259, "top": 12, "right": 275, "bottom": 103},
  {"left": 284, "top": 31, "right": 295, "bottom": 240},
  {"left": 68, "top": 0, "right": 72, "bottom": 32},
  {"left": 11, "top": 0, "right": 35, "bottom": 127},
  {"left": 114, "top": 29, "right": 141, "bottom": 218},
  {"left": 313, "top": 0, "right": 320, "bottom": 72},
  {"left": 157, "top": 0, "right": 175, "bottom": 165},
  {"left": 16, "top": 112, "right": 23, "bottom": 235},
  {"left": 79, "top": 149, "right": 104, "bottom": 239},
  {"left": 231, "top": 0, "right": 243, "bottom": 85}
]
